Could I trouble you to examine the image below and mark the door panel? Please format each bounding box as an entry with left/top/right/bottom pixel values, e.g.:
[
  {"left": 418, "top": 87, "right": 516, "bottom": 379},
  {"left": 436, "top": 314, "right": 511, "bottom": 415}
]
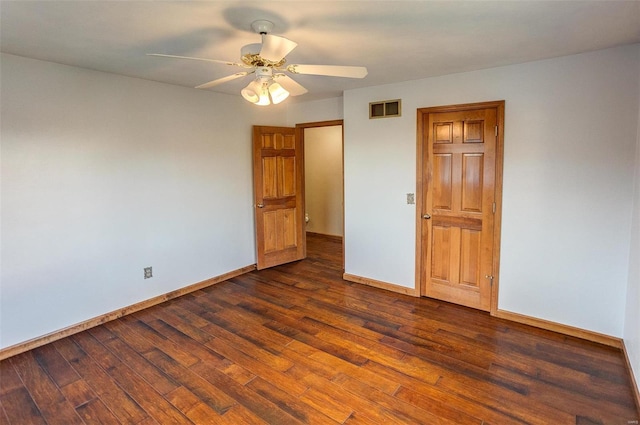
[
  {"left": 279, "top": 157, "right": 297, "bottom": 197},
  {"left": 464, "top": 120, "right": 484, "bottom": 143},
  {"left": 431, "top": 225, "right": 451, "bottom": 281},
  {"left": 262, "top": 208, "right": 297, "bottom": 252},
  {"left": 435, "top": 122, "right": 453, "bottom": 143},
  {"left": 262, "top": 157, "right": 278, "bottom": 198},
  {"left": 420, "top": 104, "right": 501, "bottom": 311},
  {"left": 433, "top": 154, "right": 453, "bottom": 210},
  {"left": 253, "top": 126, "right": 305, "bottom": 270},
  {"left": 460, "top": 228, "right": 481, "bottom": 286},
  {"left": 461, "top": 153, "right": 483, "bottom": 212}
]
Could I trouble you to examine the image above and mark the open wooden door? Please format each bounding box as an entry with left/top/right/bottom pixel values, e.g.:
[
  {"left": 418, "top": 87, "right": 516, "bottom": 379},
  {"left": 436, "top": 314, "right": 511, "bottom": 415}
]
[{"left": 253, "top": 125, "right": 306, "bottom": 270}]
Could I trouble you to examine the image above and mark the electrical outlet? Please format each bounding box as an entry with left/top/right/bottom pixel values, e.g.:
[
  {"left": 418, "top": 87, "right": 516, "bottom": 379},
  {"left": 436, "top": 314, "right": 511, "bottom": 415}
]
[
  {"left": 406, "top": 193, "right": 415, "bottom": 204},
  {"left": 144, "top": 267, "right": 152, "bottom": 279}
]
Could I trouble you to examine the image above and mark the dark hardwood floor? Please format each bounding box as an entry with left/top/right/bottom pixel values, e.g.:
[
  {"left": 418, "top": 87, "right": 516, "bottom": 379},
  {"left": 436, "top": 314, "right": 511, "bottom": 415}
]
[{"left": 1, "top": 233, "right": 638, "bottom": 424}]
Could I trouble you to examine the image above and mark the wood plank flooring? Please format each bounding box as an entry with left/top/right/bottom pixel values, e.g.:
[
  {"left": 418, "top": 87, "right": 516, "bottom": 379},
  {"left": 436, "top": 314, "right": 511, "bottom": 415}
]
[{"left": 1, "top": 233, "right": 638, "bottom": 424}]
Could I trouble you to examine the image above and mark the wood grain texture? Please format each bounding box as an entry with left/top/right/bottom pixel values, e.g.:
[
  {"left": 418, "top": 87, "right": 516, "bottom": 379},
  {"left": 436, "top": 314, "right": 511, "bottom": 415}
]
[
  {"left": 494, "top": 308, "right": 623, "bottom": 348},
  {"left": 0, "top": 265, "right": 255, "bottom": 361},
  {"left": 253, "top": 125, "right": 306, "bottom": 270},
  {"left": 0, "top": 234, "right": 637, "bottom": 424},
  {"left": 416, "top": 100, "right": 505, "bottom": 313},
  {"left": 421, "top": 105, "right": 498, "bottom": 311},
  {"left": 622, "top": 341, "right": 640, "bottom": 414},
  {"left": 342, "top": 273, "right": 418, "bottom": 297}
]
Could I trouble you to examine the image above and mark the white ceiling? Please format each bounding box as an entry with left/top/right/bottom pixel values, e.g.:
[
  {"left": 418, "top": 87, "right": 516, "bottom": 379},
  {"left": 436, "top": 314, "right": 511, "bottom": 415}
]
[{"left": 2, "top": 1, "right": 639, "bottom": 103}]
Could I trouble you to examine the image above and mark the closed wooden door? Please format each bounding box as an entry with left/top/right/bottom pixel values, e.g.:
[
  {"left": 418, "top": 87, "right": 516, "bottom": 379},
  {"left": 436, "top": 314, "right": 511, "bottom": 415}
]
[
  {"left": 253, "top": 125, "right": 306, "bottom": 270},
  {"left": 418, "top": 102, "right": 503, "bottom": 311}
]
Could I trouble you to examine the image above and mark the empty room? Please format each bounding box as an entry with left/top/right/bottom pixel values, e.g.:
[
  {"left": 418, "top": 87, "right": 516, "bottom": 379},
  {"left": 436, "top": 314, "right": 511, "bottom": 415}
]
[{"left": 1, "top": 1, "right": 639, "bottom": 424}]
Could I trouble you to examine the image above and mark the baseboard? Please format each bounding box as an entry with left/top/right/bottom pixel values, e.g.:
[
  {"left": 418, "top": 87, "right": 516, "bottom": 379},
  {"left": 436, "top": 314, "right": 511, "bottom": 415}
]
[
  {"left": 622, "top": 340, "right": 640, "bottom": 414},
  {"left": 306, "top": 232, "right": 343, "bottom": 242},
  {"left": 0, "top": 264, "right": 256, "bottom": 361},
  {"left": 343, "top": 273, "right": 418, "bottom": 297},
  {"left": 493, "top": 309, "right": 622, "bottom": 348}
]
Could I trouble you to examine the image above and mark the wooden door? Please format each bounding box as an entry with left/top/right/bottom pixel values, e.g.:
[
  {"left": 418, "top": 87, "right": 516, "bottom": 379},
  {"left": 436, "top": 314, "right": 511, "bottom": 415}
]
[
  {"left": 253, "top": 125, "right": 306, "bottom": 270},
  {"left": 418, "top": 102, "right": 503, "bottom": 311}
]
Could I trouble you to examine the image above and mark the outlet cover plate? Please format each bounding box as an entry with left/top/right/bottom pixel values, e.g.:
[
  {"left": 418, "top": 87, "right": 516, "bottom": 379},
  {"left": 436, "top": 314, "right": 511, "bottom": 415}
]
[{"left": 144, "top": 267, "right": 152, "bottom": 279}]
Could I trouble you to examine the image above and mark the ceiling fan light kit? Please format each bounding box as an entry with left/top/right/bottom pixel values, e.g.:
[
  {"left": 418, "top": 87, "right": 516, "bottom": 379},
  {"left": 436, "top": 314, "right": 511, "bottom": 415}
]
[
  {"left": 149, "top": 20, "right": 367, "bottom": 106},
  {"left": 241, "top": 67, "right": 290, "bottom": 106}
]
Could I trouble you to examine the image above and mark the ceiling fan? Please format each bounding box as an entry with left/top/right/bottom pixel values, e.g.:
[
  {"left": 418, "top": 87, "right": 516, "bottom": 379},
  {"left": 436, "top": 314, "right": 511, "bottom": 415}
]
[{"left": 148, "top": 20, "right": 368, "bottom": 105}]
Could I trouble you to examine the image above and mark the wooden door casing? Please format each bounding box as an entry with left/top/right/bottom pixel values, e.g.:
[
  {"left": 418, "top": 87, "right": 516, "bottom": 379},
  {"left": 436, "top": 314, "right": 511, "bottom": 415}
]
[
  {"left": 417, "top": 101, "right": 504, "bottom": 312},
  {"left": 297, "top": 120, "right": 345, "bottom": 270},
  {"left": 253, "top": 126, "right": 306, "bottom": 270}
]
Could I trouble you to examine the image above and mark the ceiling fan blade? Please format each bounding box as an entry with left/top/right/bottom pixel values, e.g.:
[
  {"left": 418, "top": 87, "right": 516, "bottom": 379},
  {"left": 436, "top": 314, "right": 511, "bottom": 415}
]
[
  {"left": 287, "top": 64, "right": 368, "bottom": 78},
  {"left": 147, "top": 53, "right": 247, "bottom": 68},
  {"left": 195, "top": 72, "right": 250, "bottom": 89},
  {"left": 274, "top": 74, "right": 308, "bottom": 96},
  {"left": 259, "top": 35, "right": 297, "bottom": 62}
]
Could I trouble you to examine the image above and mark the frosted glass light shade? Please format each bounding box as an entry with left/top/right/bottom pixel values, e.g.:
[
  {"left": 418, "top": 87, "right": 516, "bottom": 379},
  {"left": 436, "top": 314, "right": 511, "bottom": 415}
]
[
  {"left": 256, "top": 88, "right": 271, "bottom": 106},
  {"left": 241, "top": 79, "right": 263, "bottom": 103},
  {"left": 268, "top": 83, "right": 289, "bottom": 104}
]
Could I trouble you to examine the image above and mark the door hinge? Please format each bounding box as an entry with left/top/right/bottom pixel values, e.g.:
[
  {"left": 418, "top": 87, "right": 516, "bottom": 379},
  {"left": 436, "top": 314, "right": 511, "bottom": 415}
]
[
  {"left": 495, "top": 126, "right": 498, "bottom": 137},
  {"left": 492, "top": 202, "right": 496, "bottom": 214}
]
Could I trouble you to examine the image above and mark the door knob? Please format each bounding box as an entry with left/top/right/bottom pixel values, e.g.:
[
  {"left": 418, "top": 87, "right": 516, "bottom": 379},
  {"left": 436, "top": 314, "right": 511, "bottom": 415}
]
[
  {"left": 257, "top": 203, "right": 264, "bottom": 208},
  {"left": 423, "top": 213, "right": 431, "bottom": 219}
]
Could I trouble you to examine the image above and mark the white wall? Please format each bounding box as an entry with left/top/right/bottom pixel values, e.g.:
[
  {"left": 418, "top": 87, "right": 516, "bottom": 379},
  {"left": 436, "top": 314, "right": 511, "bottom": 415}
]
[
  {"left": 3, "top": 44, "right": 639, "bottom": 351},
  {"left": 287, "top": 97, "right": 343, "bottom": 125},
  {"left": 0, "top": 53, "right": 287, "bottom": 349},
  {"left": 304, "top": 126, "right": 343, "bottom": 237},
  {"left": 624, "top": 71, "right": 640, "bottom": 391},
  {"left": 343, "top": 44, "right": 640, "bottom": 337}
]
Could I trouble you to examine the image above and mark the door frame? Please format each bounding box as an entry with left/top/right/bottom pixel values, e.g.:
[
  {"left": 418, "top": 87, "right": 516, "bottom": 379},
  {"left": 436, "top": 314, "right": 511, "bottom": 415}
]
[
  {"left": 415, "top": 101, "right": 505, "bottom": 313},
  {"left": 296, "top": 119, "right": 345, "bottom": 271}
]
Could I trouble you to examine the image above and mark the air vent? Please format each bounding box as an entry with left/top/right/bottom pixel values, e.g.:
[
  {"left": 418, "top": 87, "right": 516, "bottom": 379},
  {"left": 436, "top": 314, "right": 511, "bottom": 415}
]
[{"left": 370, "top": 99, "right": 401, "bottom": 119}]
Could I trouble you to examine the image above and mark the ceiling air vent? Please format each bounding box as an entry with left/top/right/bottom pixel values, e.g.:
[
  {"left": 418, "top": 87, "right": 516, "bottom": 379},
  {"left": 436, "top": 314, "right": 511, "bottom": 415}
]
[{"left": 370, "top": 99, "right": 401, "bottom": 119}]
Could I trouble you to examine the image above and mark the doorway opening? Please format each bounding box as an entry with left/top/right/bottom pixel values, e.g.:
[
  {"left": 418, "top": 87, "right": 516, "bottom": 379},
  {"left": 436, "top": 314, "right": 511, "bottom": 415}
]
[{"left": 297, "top": 120, "right": 344, "bottom": 270}]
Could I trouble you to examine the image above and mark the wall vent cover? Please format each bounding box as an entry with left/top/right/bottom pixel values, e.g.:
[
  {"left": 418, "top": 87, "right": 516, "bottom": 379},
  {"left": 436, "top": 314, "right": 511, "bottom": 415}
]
[{"left": 370, "top": 99, "right": 401, "bottom": 119}]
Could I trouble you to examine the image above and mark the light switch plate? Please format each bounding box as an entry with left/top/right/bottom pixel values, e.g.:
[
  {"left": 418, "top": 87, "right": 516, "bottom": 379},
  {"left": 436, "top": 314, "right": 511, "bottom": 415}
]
[{"left": 406, "top": 193, "right": 415, "bottom": 204}]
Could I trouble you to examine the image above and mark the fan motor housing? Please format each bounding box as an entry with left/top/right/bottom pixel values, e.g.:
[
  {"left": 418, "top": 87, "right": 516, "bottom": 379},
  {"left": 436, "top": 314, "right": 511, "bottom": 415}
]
[
  {"left": 256, "top": 67, "right": 273, "bottom": 79},
  {"left": 241, "top": 48, "right": 286, "bottom": 67}
]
